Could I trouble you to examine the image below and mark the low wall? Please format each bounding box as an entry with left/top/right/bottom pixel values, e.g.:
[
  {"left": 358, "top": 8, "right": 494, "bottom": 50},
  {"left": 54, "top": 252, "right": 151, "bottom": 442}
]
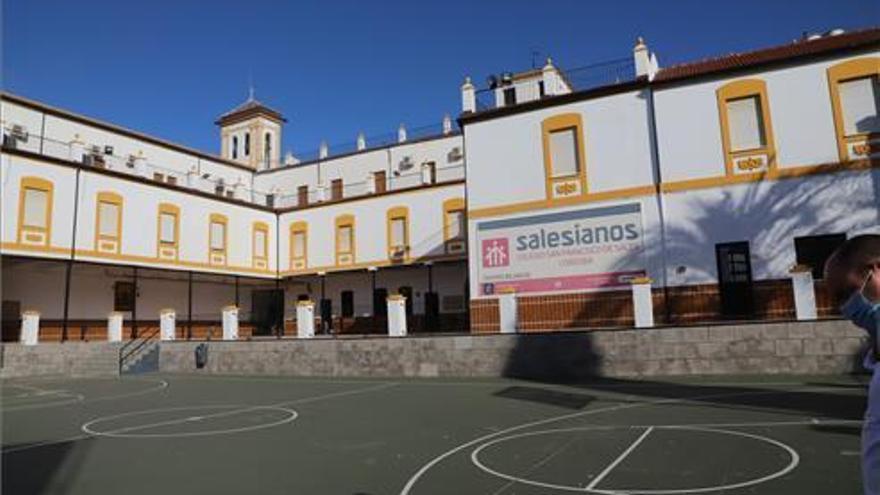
[
  {"left": 159, "top": 319, "right": 868, "bottom": 379},
  {"left": 0, "top": 342, "right": 121, "bottom": 378}
]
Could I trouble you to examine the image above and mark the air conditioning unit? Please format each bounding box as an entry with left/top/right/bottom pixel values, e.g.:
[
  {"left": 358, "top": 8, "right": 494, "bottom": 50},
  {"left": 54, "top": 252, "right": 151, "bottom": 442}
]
[
  {"left": 447, "top": 147, "right": 462, "bottom": 163},
  {"left": 399, "top": 156, "right": 413, "bottom": 171},
  {"left": 104, "top": 145, "right": 114, "bottom": 155},
  {"left": 126, "top": 155, "right": 137, "bottom": 168},
  {"left": 390, "top": 246, "right": 407, "bottom": 261},
  {"left": 11, "top": 125, "right": 28, "bottom": 142}
]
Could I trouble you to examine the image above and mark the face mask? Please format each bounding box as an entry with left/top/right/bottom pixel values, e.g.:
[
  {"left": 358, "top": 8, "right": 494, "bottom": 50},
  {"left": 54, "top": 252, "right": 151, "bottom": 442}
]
[{"left": 840, "top": 271, "right": 878, "bottom": 359}]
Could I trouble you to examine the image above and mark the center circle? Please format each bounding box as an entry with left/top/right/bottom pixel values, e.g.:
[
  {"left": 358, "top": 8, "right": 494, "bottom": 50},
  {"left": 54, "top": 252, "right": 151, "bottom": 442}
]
[
  {"left": 82, "top": 404, "right": 298, "bottom": 438},
  {"left": 470, "top": 425, "right": 799, "bottom": 494}
]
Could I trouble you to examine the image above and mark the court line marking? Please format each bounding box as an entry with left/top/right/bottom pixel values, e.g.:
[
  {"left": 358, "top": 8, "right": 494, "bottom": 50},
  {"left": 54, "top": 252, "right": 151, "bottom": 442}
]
[
  {"left": 469, "top": 425, "right": 800, "bottom": 494},
  {"left": 0, "top": 378, "right": 168, "bottom": 413},
  {"left": 586, "top": 426, "right": 654, "bottom": 491},
  {"left": 82, "top": 405, "right": 299, "bottom": 439},
  {"left": 399, "top": 386, "right": 842, "bottom": 494}
]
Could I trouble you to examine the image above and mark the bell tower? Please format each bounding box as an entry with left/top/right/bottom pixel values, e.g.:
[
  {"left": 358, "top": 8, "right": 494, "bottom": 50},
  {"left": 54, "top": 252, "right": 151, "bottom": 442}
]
[{"left": 216, "top": 89, "right": 286, "bottom": 170}]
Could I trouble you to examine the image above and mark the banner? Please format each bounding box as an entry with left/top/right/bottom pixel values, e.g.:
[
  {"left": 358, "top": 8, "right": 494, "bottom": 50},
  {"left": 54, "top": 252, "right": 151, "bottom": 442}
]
[{"left": 475, "top": 203, "right": 646, "bottom": 296}]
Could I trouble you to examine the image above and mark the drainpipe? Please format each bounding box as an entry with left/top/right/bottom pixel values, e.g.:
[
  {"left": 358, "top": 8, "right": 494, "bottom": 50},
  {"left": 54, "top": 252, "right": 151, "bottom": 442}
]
[
  {"left": 61, "top": 165, "right": 82, "bottom": 341},
  {"left": 645, "top": 86, "right": 672, "bottom": 324}
]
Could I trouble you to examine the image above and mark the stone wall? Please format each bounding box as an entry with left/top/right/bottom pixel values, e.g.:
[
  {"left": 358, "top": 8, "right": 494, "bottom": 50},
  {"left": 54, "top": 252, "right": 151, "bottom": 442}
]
[
  {"left": 0, "top": 342, "right": 121, "bottom": 378},
  {"left": 159, "top": 319, "right": 869, "bottom": 380}
]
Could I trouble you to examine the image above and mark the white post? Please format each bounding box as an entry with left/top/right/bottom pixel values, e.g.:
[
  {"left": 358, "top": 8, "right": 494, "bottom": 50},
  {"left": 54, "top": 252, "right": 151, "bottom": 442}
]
[
  {"left": 397, "top": 124, "right": 407, "bottom": 143},
  {"left": 542, "top": 58, "right": 557, "bottom": 96},
  {"left": 631, "top": 278, "right": 655, "bottom": 328},
  {"left": 421, "top": 163, "right": 432, "bottom": 184},
  {"left": 356, "top": 132, "right": 366, "bottom": 151},
  {"left": 107, "top": 312, "right": 123, "bottom": 342},
  {"left": 160, "top": 309, "right": 176, "bottom": 341},
  {"left": 387, "top": 294, "right": 407, "bottom": 337},
  {"left": 634, "top": 37, "right": 650, "bottom": 78},
  {"left": 319, "top": 140, "right": 329, "bottom": 159},
  {"left": 498, "top": 289, "right": 518, "bottom": 334},
  {"left": 222, "top": 305, "right": 239, "bottom": 340},
  {"left": 790, "top": 269, "right": 818, "bottom": 320},
  {"left": 315, "top": 183, "right": 326, "bottom": 202},
  {"left": 296, "top": 300, "right": 315, "bottom": 338},
  {"left": 461, "top": 77, "right": 476, "bottom": 113},
  {"left": 20, "top": 310, "right": 40, "bottom": 345},
  {"left": 366, "top": 172, "right": 377, "bottom": 194}
]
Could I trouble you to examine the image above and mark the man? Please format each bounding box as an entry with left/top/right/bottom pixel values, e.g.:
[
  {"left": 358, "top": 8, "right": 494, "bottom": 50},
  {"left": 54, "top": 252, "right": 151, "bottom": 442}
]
[{"left": 825, "top": 234, "right": 880, "bottom": 495}]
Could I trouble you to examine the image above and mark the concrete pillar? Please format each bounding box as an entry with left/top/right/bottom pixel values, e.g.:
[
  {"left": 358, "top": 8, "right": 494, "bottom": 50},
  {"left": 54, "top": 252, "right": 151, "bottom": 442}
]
[
  {"left": 160, "top": 308, "right": 176, "bottom": 341},
  {"left": 20, "top": 310, "right": 40, "bottom": 346},
  {"left": 387, "top": 294, "right": 407, "bottom": 337},
  {"left": 790, "top": 269, "right": 818, "bottom": 320},
  {"left": 222, "top": 305, "right": 239, "bottom": 340},
  {"left": 461, "top": 77, "right": 476, "bottom": 113},
  {"left": 498, "top": 289, "right": 518, "bottom": 334},
  {"left": 296, "top": 300, "right": 315, "bottom": 338},
  {"left": 107, "top": 312, "right": 123, "bottom": 342},
  {"left": 631, "top": 278, "right": 655, "bottom": 328}
]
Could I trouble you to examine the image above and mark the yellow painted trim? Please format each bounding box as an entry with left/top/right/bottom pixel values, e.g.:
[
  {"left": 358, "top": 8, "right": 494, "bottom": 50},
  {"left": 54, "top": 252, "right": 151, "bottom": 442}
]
[
  {"left": 252, "top": 220, "right": 269, "bottom": 267},
  {"left": 16, "top": 176, "right": 54, "bottom": 247},
  {"left": 716, "top": 79, "right": 777, "bottom": 177},
  {"left": 94, "top": 191, "right": 123, "bottom": 254},
  {"left": 208, "top": 213, "right": 229, "bottom": 265},
  {"left": 156, "top": 202, "right": 181, "bottom": 261},
  {"left": 386, "top": 205, "right": 410, "bottom": 262},
  {"left": 279, "top": 253, "right": 466, "bottom": 278},
  {"left": 334, "top": 214, "right": 356, "bottom": 267},
  {"left": 827, "top": 57, "right": 880, "bottom": 162},
  {"left": 289, "top": 221, "right": 308, "bottom": 270},
  {"left": 469, "top": 185, "right": 656, "bottom": 219},
  {"left": 541, "top": 113, "right": 588, "bottom": 201},
  {"left": 442, "top": 197, "right": 466, "bottom": 242},
  {"left": 74, "top": 249, "right": 274, "bottom": 275},
  {"left": 1, "top": 242, "right": 71, "bottom": 256}
]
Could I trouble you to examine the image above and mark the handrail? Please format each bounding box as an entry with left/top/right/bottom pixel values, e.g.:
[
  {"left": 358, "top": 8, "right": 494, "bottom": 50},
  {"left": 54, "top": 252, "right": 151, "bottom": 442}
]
[{"left": 118, "top": 326, "right": 160, "bottom": 373}]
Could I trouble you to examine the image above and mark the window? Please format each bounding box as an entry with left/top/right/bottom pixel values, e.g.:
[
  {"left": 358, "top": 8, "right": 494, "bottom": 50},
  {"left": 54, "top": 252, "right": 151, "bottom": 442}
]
[
  {"left": 717, "top": 79, "right": 776, "bottom": 176},
  {"left": 443, "top": 198, "right": 466, "bottom": 253},
  {"left": 153, "top": 172, "right": 165, "bottom": 182},
  {"left": 331, "top": 179, "right": 343, "bottom": 200},
  {"left": 538, "top": 80, "right": 545, "bottom": 98},
  {"left": 215, "top": 184, "right": 225, "bottom": 196},
  {"left": 157, "top": 203, "right": 180, "bottom": 260},
  {"left": 253, "top": 222, "right": 268, "bottom": 261},
  {"left": 828, "top": 58, "right": 880, "bottom": 162},
  {"left": 548, "top": 128, "right": 580, "bottom": 177},
  {"left": 386, "top": 206, "right": 409, "bottom": 260},
  {"left": 503, "top": 87, "right": 516, "bottom": 106},
  {"left": 795, "top": 234, "right": 847, "bottom": 280},
  {"left": 341, "top": 291, "right": 354, "bottom": 318},
  {"left": 265, "top": 194, "right": 275, "bottom": 208},
  {"left": 166, "top": 175, "right": 177, "bottom": 186},
  {"left": 114, "top": 281, "right": 135, "bottom": 312},
  {"left": 297, "top": 185, "right": 309, "bottom": 206},
  {"left": 232, "top": 136, "right": 239, "bottom": 159},
  {"left": 95, "top": 192, "right": 122, "bottom": 253},
  {"left": 17, "top": 177, "right": 53, "bottom": 246},
  {"left": 244, "top": 132, "right": 251, "bottom": 156},
  {"left": 374, "top": 170, "right": 387, "bottom": 193},
  {"left": 725, "top": 96, "right": 766, "bottom": 151},
  {"left": 423, "top": 161, "right": 437, "bottom": 184},
  {"left": 289, "top": 221, "right": 308, "bottom": 270},
  {"left": 335, "top": 215, "right": 355, "bottom": 265},
  {"left": 541, "top": 114, "right": 586, "bottom": 200},
  {"left": 208, "top": 214, "right": 228, "bottom": 264}
]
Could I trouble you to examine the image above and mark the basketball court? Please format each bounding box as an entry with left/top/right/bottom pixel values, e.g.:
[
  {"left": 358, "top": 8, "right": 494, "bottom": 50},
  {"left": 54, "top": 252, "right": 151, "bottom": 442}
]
[{"left": 1, "top": 373, "right": 867, "bottom": 494}]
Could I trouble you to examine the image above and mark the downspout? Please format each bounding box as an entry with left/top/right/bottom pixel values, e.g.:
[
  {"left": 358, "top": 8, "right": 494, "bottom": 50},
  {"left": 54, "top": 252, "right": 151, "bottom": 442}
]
[
  {"left": 645, "top": 85, "right": 672, "bottom": 324},
  {"left": 62, "top": 164, "right": 82, "bottom": 340}
]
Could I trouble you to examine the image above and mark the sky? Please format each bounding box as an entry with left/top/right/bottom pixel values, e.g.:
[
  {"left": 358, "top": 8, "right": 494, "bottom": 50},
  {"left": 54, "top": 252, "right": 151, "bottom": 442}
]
[{"left": 3, "top": 0, "right": 878, "bottom": 159}]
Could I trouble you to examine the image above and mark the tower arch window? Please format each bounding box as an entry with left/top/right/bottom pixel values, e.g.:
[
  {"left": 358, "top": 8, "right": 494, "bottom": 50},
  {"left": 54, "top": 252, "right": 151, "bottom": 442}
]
[
  {"left": 232, "top": 136, "right": 239, "bottom": 159},
  {"left": 244, "top": 132, "right": 251, "bottom": 156},
  {"left": 264, "top": 132, "right": 272, "bottom": 168}
]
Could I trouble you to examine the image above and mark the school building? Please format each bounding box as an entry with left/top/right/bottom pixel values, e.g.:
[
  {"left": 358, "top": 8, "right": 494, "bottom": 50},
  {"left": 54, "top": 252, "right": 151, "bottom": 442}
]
[{"left": 2, "top": 27, "right": 878, "bottom": 341}]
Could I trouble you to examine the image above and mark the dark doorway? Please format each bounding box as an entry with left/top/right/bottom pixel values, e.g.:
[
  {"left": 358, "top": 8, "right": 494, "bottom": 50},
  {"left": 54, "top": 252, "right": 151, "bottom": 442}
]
[
  {"left": 373, "top": 288, "right": 388, "bottom": 333},
  {"left": 320, "top": 298, "right": 332, "bottom": 334},
  {"left": 424, "top": 291, "right": 439, "bottom": 331},
  {"left": 251, "top": 289, "right": 284, "bottom": 336},
  {"left": 715, "top": 242, "right": 754, "bottom": 319},
  {"left": 398, "top": 286, "right": 413, "bottom": 317}
]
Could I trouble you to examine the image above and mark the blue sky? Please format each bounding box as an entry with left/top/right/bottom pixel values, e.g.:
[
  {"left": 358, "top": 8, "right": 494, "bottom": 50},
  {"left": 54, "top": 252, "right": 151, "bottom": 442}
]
[{"left": 3, "top": 0, "right": 878, "bottom": 158}]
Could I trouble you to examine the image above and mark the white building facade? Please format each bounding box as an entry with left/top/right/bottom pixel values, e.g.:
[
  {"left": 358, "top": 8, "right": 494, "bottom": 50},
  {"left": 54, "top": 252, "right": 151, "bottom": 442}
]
[{"left": 2, "top": 27, "right": 878, "bottom": 340}]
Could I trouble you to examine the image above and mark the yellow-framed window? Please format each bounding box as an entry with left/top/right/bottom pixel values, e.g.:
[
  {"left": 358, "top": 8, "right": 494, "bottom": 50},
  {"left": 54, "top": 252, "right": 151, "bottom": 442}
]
[
  {"left": 386, "top": 206, "right": 409, "bottom": 261},
  {"left": 289, "top": 221, "right": 308, "bottom": 270},
  {"left": 252, "top": 221, "right": 269, "bottom": 268},
  {"left": 442, "top": 197, "right": 466, "bottom": 255},
  {"left": 95, "top": 191, "right": 123, "bottom": 253},
  {"left": 208, "top": 213, "right": 228, "bottom": 264},
  {"left": 335, "top": 214, "right": 355, "bottom": 266},
  {"left": 17, "top": 176, "right": 54, "bottom": 247},
  {"left": 157, "top": 203, "right": 180, "bottom": 260},
  {"left": 827, "top": 57, "right": 880, "bottom": 162},
  {"left": 716, "top": 79, "right": 777, "bottom": 176},
  {"left": 541, "top": 113, "right": 587, "bottom": 200}
]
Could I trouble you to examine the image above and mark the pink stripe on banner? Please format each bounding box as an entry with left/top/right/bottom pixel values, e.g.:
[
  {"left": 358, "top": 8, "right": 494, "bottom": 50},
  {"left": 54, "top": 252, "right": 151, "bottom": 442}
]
[{"left": 484, "top": 270, "right": 646, "bottom": 295}]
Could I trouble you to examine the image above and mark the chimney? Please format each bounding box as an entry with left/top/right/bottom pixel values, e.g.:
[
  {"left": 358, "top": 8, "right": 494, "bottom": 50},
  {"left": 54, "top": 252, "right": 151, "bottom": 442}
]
[
  {"left": 634, "top": 37, "right": 650, "bottom": 78},
  {"left": 442, "top": 114, "right": 453, "bottom": 135},
  {"left": 284, "top": 151, "right": 298, "bottom": 166},
  {"left": 398, "top": 124, "right": 407, "bottom": 143},
  {"left": 319, "top": 140, "right": 329, "bottom": 159},
  {"left": 357, "top": 132, "right": 366, "bottom": 151},
  {"left": 461, "top": 76, "right": 476, "bottom": 113},
  {"left": 542, "top": 58, "right": 557, "bottom": 96}
]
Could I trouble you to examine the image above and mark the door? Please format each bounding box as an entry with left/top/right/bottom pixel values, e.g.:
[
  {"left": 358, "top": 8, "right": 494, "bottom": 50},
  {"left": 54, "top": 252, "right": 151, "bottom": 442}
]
[
  {"left": 251, "top": 289, "right": 284, "bottom": 336},
  {"left": 374, "top": 171, "right": 387, "bottom": 193},
  {"left": 297, "top": 185, "right": 309, "bottom": 206},
  {"left": 424, "top": 292, "right": 439, "bottom": 332},
  {"left": 373, "top": 288, "right": 388, "bottom": 333},
  {"left": 715, "top": 242, "right": 754, "bottom": 319},
  {"left": 331, "top": 179, "right": 343, "bottom": 200}
]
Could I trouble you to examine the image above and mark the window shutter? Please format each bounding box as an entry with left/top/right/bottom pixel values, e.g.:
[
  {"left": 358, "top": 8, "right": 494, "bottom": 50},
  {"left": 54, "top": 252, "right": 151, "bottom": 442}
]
[
  {"left": 549, "top": 128, "right": 579, "bottom": 177},
  {"left": 391, "top": 218, "right": 406, "bottom": 247},
  {"left": 254, "top": 230, "right": 266, "bottom": 257},
  {"left": 726, "top": 96, "right": 766, "bottom": 151},
  {"left": 159, "top": 213, "right": 176, "bottom": 243},
  {"left": 23, "top": 189, "right": 48, "bottom": 228},
  {"left": 210, "top": 222, "right": 225, "bottom": 250},
  {"left": 839, "top": 76, "right": 880, "bottom": 136},
  {"left": 98, "top": 202, "right": 119, "bottom": 236}
]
